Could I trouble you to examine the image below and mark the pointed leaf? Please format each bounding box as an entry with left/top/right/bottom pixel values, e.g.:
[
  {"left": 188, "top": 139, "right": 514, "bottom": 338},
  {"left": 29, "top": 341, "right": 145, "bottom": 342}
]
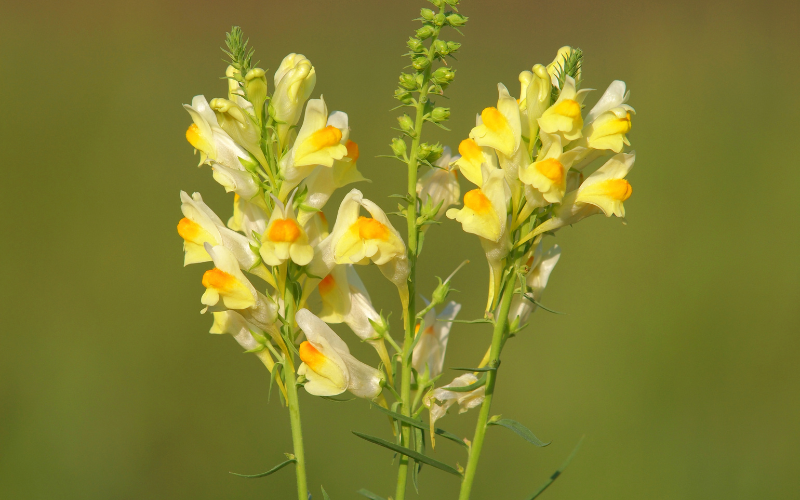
[
  {"left": 229, "top": 458, "right": 296, "bottom": 478},
  {"left": 370, "top": 404, "right": 467, "bottom": 448},
  {"left": 522, "top": 294, "right": 565, "bottom": 315},
  {"left": 321, "top": 485, "right": 331, "bottom": 500},
  {"left": 352, "top": 431, "right": 462, "bottom": 476},
  {"left": 441, "top": 374, "right": 486, "bottom": 393},
  {"left": 488, "top": 419, "right": 550, "bottom": 447},
  {"left": 450, "top": 366, "right": 496, "bottom": 372},
  {"left": 526, "top": 436, "right": 584, "bottom": 499},
  {"left": 357, "top": 489, "right": 386, "bottom": 500}
]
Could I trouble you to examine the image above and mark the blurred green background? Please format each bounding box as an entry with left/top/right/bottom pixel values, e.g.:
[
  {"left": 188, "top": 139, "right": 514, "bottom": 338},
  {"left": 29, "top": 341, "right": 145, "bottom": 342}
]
[{"left": 2, "top": 0, "right": 799, "bottom": 498}]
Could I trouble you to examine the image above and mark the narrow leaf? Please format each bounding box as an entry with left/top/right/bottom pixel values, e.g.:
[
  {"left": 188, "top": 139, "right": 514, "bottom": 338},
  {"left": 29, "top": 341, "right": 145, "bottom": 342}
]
[
  {"left": 370, "top": 404, "right": 467, "bottom": 448},
  {"left": 352, "top": 431, "right": 462, "bottom": 476},
  {"left": 450, "top": 366, "right": 496, "bottom": 372},
  {"left": 488, "top": 419, "right": 550, "bottom": 447},
  {"left": 526, "top": 436, "right": 584, "bottom": 500},
  {"left": 321, "top": 395, "right": 356, "bottom": 402},
  {"left": 357, "top": 489, "right": 386, "bottom": 500},
  {"left": 443, "top": 318, "right": 494, "bottom": 324},
  {"left": 523, "top": 294, "right": 565, "bottom": 315},
  {"left": 441, "top": 374, "right": 486, "bottom": 393},
  {"left": 229, "top": 458, "right": 295, "bottom": 478},
  {"left": 321, "top": 485, "right": 331, "bottom": 500}
]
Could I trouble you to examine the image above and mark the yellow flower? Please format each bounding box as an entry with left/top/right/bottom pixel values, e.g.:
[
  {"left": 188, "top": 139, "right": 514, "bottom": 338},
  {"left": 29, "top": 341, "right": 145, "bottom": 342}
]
[
  {"left": 446, "top": 166, "right": 508, "bottom": 242},
  {"left": 273, "top": 53, "right": 316, "bottom": 145},
  {"left": 279, "top": 97, "right": 349, "bottom": 199},
  {"left": 295, "top": 309, "right": 384, "bottom": 399},
  {"left": 538, "top": 76, "right": 591, "bottom": 142},
  {"left": 259, "top": 195, "right": 314, "bottom": 267},
  {"left": 184, "top": 95, "right": 250, "bottom": 170},
  {"left": 453, "top": 137, "right": 499, "bottom": 187},
  {"left": 469, "top": 83, "right": 522, "bottom": 157},
  {"left": 584, "top": 81, "right": 635, "bottom": 153},
  {"left": 519, "top": 132, "right": 585, "bottom": 205}
]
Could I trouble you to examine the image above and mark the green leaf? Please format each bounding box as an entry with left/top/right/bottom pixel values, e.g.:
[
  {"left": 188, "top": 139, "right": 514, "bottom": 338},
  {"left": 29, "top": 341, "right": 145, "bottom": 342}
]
[
  {"left": 522, "top": 293, "right": 565, "bottom": 315},
  {"left": 450, "top": 366, "right": 497, "bottom": 372},
  {"left": 369, "top": 405, "right": 467, "bottom": 448},
  {"left": 352, "top": 431, "right": 462, "bottom": 476},
  {"left": 356, "top": 489, "right": 386, "bottom": 500},
  {"left": 229, "top": 457, "right": 295, "bottom": 478},
  {"left": 321, "top": 395, "right": 356, "bottom": 402},
  {"left": 440, "top": 374, "right": 486, "bottom": 393},
  {"left": 443, "top": 318, "right": 494, "bottom": 324},
  {"left": 526, "top": 436, "right": 584, "bottom": 499},
  {"left": 412, "top": 427, "right": 424, "bottom": 492},
  {"left": 488, "top": 419, "right": 550, "bottom": 447},
  {"left": 321, "top": 485, "right": 331, "bottom": 500}
]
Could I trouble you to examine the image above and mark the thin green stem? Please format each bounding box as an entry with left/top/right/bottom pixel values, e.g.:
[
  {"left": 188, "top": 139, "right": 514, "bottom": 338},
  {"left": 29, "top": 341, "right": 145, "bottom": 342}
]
[
  {"left": 282, "top": 286, "right": 308, "bottom": 500},
  {"left": 457, "top": 276, "right": 517, "bottom": 500},
  {"left": 394, "top": 19, "right": 443, "bottom": 500}
]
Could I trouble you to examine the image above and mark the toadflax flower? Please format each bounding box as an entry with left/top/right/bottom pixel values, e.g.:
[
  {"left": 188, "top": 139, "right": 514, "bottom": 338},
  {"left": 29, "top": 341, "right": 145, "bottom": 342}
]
[
  {"left": 412, "top": 301, "right": 461, "bottom": 379},
  {"left": 453, "top": 137, "right": 498, "bottom": 187},
  {"left": 519, "top": 132, "right": 584, "bottom": 207},
  {"left": 279, "top": 96, "right": 349, "bottom": 199},
  {"left": 508, "top": 243, "right": 561, "bottom": 325},
  {"left": 469, "top": 84, "right": 522, "bottom": 157},
  {"left": 273, "top": 53, "right": 316, "bottom": 145},
  {"left": 259, "top": 195, "right": 314, "bottom": 267},
  {"left": 531, "top": 152, "right": 635, "bottom": 237},
  {"left": 417, "top": 146, "right": 461, "bottom": 221},
  {"left": 295, "top": 308, "right": 384, "bottom": 399},
  {"left": 583, "top": 80, "right": 634, "bottom": 153},
  {"left": 538, "top": 76, "right": 591, "bottom": 142},
  {"left": 184, "top": 95, "right": 250, "bottom": 171},
  {"left": 424, "top": 373, "right": 486, "bottom": 443}
]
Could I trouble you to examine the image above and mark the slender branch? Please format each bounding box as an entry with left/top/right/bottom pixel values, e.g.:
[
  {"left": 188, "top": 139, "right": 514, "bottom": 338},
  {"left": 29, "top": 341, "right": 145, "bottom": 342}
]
[
  {"left": 394, "top": 15, "right": 444, "bottom": 500},
  {"left": 457, "top": 274, "right": 517, "bottom": 500},
  {"left": 282, "top": 274, "right": 308, "bottom": 500}
]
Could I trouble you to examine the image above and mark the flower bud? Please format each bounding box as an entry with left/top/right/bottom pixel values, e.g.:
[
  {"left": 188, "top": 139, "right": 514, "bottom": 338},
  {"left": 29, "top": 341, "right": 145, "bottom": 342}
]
[
  {"left": 428, "top": 143, "right": 444, "bottom": 163},
  {"left": 431, "top": 277, "right": 451, "bottom": 305},
  {"left": 433, "top": 39, "right": 448, "bottom": 56},
  {"left": 446, "top": 13, "right": 467, "bottom": 26},
  {"left": 446, "top": 41, "right": 461, "bottom": 53},
  {"left": 416, "top": 25, "right": 435, "bottom": 40},
  {"left": 433, "top": 13, "right": 446, "bottom": 26},
  {"left": 244, "top": 68, "right": 268, "bottom": 120},
  {"left": 407, "top": 37, "right": 425, "bottom": 53},
  {"left": 420, "top": 8, "right": 435, "bottom": 20},
  {"left": 398, "top": 114, "right": 415, "bottom": 132},
  {"left": 394, "top": 88, "right": 413, "bottom": 104},
  {"left": 431, "top": 107, "right": 450, "bottom": 122},
  {"left": 391, "top": 138, "right": 408, "bottom": 157},
  {"left": 413, "top": 56, "right": 430, "bottom": 71},
  {"left": 399, "top": 73, "right": 418, "bottom": 90},
  {"left": 272, "top": 53, "right": 316, "bottom": 143},
  {"left": 431, "top": 67, "right": 455, "bottom": 84}
]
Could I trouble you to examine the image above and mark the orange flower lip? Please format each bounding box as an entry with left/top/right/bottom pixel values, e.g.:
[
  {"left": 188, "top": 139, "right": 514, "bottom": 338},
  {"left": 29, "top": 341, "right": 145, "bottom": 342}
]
[
  {"left": 458, "top": 138, "right": 483, "bottom": 163},
  {"left": 352, "top": 216, "right": 390, "bottom": 241},
  {"left": 345, "top": 140, "right": 360, "bottom": 162},
  {"left": 186, "top": 123, "right": 203, "bottom": 148},
  {"left": 601, "top": 179, "right": 633, "bottom": 201},
  {"left": 177, "top": 217, "right": 200, "bottom": 241},
  {"left": 463, "top": 189, "right": 492, "bottom": 214},
  {"left": 268, "top": 218, "right": 302, "bottom": 243},
  {"left": 309, "top": 125, "right": 343, "bottom": 151},
  {"left": 535, "top": 158, "right": 565, "bottom": 184},
  {"left": 481, "top": 107, "right": 508, "bottom": 133},
  {"left": 318, "top": 274, "right": 336, "bottom": 295},
  {"left": 299, "top": 341, "right": 326, "bottom": 372},
  {"left": 202, "top": 268, "right": 237, "bottom": 291}
]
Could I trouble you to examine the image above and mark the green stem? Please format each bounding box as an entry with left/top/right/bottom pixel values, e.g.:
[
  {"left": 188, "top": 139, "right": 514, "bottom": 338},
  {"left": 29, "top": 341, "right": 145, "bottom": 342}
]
[
  {"left": 282, "top": 286, "right": 308, "bottom": 500},
  {"left": 457, "top": 276, "right": 517, "bottom": 500},
  {"left": 394, "top": 20, "right": 443, "bottom": 500}
]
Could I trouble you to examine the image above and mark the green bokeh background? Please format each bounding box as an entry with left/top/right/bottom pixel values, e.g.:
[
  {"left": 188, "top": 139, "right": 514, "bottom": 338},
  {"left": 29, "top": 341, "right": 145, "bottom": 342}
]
[{"left": 2, "top": 0, "right": 798, "bottom": 498}]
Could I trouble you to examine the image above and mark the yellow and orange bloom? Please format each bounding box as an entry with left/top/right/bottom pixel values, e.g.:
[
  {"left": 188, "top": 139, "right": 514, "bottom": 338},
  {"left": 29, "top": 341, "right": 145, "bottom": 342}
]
[
  {"left": 519, "top": 132, "right": 585, "bottom": 206},
  {"left": 530, "top": 152, "right": 635, "bottom": 237},
  {"left": 184, "top": 95, "right": 250, "bottom": 170},
  {"left": 508, "top": 243, "right": 561, "bottom": 325},
  {"left": 178, "top": 191, "right": 269, "bottom": 280},
  {"left": 273, "top": 53, "right": 316, "bottom": 145},
  {"left": 446, "top": 166, "right": 509, "bottom": 242},
  {"left": 417, "top": 146, "right": 461, "bottom": 221},
  {"left": 297, "top": 112, "right": 367, "bottom": 224},
  {"left": 469, "top": 83, "right": 522, "bottom": 157},
  {"left": 453, "top": 137, "right": 498, "bottom": 187},
  {"left": 259, "top": 196, "right": 314, "bottom": 267},
  {"left": 412, "top": 301, "right": 461, "bottom": 379},
  {"left": 538, "top": 76, "right": 591, "bottom": 142},
  {"left": 279, "top": 97, "right": 349, "bottom": 199},
  {"left": 295, "top": 308, "right": 384, "bottom": 399},
  {"left": 583, "top": 81, "right": 634, "bottom": 153}
]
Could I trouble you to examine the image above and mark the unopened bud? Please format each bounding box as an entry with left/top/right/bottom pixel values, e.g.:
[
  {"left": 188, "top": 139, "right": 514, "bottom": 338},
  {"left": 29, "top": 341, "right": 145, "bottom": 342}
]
[
  {"left": 391, "top": 138, "right": 407, "bottom": 157},
  {"left": 433, "top": 39, "right": 448, "bottom": 56},
  {"left": 398, "top": 114, "right": 414, "bottom": 132},
  {"left": 420, "top": 8, "right": 435, "bottom": 20},
  {"left": 432, "top": 277, "right": 451, "bottom": 305},
  {"left": 446, "top": 13, "right": 467, "bottom": 26},
  {"left": 431, "top": 107, "right": 450, "bottom": 122},
  {"left": 446, "top": 41, "right": 461, "bottom": 53},
  {"left": 416, "top": 25, "right": 435, "bottom": 40},
  {"left": 427, "top": 143, "right": 444, "bottom": 163},
  {"left": 399, "top": 73, "right": 418, "bottom": 90},
  {"left": 394, "top": 88, "right": 413, "bottom": 104},
  {"left": 432, "top": 67, "right": 455, "bottom": 84},
  {"left": 407, "top": 37, "right": 425, "bottom": 53},
  {"left": 244, "top": 68, "right": 268, "bottom": 119},
  {"left": 433, "top": 13, "right": 446, "bottom": 26},
  {"left": 412, "top": 56, "right": 430, "bottom": 71}
]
